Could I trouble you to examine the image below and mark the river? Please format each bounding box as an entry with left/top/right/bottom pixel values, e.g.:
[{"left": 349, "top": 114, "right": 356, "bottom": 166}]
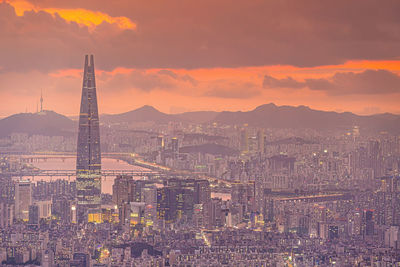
[
  {"left": 30, "top": 157, "right": 231, "bottom": 200},
  {"left": 31, "top": 157, "right": 149, "bottom": 194}
]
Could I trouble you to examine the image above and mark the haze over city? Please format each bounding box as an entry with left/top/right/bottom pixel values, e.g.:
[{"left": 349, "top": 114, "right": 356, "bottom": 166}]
[{"left": 1, "top": 1, "right": 400, "bottom": 266}]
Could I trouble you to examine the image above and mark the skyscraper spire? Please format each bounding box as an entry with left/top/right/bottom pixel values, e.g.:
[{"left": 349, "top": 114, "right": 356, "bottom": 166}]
[{"left": 76, "top": 55, "right": 101, "bottom": 222}]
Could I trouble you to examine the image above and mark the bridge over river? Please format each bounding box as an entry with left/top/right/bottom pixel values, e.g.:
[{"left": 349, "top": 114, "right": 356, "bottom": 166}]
[
  {"left": 6, "top": 169, "right": 163, "bottom": 180},
  {"left": 3, "top": 152, "right": 233, "bottom": 187}
]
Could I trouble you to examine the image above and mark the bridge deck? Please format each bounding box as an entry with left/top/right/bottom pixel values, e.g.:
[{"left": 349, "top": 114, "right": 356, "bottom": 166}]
[{"left": 5, "top": 170, "right": 160, "bottom": 177}]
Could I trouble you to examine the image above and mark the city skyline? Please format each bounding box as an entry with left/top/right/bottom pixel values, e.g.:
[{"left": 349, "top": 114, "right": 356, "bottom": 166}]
[
  {"left": 1, "top": 0, "right": 400, "bottom": 116},
  {"left": 1, "top": 1, "right": 400, "bottom": 265}
]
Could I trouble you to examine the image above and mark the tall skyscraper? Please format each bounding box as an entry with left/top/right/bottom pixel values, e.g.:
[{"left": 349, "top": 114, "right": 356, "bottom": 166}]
[
  {"left": 76, "top": 55, "right": 101, "bottom": 221},
  {"left": 15, "top": 180, "right": 33, "bottom": 221}
]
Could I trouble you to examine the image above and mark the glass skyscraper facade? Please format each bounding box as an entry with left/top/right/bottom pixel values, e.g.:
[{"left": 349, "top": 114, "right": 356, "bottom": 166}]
[{"left": 76, "top": 55, "right": 101, "bottom": 221}]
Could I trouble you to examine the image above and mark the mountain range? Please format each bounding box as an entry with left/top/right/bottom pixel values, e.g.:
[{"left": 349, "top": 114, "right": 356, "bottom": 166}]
[
  {"left": 101, "top": 103, "right": 400, "bottom": 134},
  {"left": 1, "top": 104, "right": 399, "bottom": 137},
  {"left": 101, "top": 105, "right": 218, "bottom": 124}
]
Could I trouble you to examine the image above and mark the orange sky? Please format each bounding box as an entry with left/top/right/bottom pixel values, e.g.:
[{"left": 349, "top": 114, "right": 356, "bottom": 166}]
[{"left": 1, "top": 0, "right": 400, "bottom": 117}]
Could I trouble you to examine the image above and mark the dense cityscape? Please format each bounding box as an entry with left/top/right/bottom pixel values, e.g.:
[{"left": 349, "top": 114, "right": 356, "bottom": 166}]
[
  {"left": 0, "top": 54, "right": 399, "bottom": 266},
  {"left": 2, "top": 1, "right": 400, "bottom": 266}
]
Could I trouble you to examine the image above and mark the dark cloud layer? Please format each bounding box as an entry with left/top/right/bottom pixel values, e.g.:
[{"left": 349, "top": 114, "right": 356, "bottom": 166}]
[
  {"left": 1, "top": 0, "right": 400, "bottom": 72},
  {"left": 263, "top": 69, "right": 400, "bottom": 95},
  {"left": 98, "top": 69, "right": 197, "bottom": 91},
  {"left": 204, "top": 81, "right": 260, "bottom": 99},
  {"left": 263, "top": 75, "right": 304, "bottom": 89}
]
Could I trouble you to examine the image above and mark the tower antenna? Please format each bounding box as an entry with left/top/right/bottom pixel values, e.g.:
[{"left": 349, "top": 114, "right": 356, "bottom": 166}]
[{"left": 40, "top": 89, "right": 43, "bottom": 112}]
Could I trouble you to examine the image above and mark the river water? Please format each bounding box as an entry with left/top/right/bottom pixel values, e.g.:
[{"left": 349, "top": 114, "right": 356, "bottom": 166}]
[
  {"left": 31, "top": 157, "right": 149, "bottom": 194},
  {"left": 30, "top": 157, "right": 230, "bottom": 200}
]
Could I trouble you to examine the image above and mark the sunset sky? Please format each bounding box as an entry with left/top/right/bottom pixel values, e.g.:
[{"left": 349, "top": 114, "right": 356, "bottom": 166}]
[{"left": 1, "top": 0, "right": 400, "bottom": 117}]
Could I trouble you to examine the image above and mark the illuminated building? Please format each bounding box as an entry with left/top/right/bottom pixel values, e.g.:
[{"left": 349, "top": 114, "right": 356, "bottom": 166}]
[
  {"left": 0, "top": 201, "right": 13, "bottom": 228},
  {"left": 167, "top": 178, "right": 195, "bottom": 220},
  {"left": 76, "top": 55, "right": 101, "bottom": 222},
  {"left": 15, "top": 180, "right": 32, "bottom": 221},
  {"left": 112, "top": 175, "right": 131, "bottom": 206},
  {"left": 112, "top": 176, "right": 145, "bottom": 205},
  {"left": 194, "top": 179, "right": 211, "bottom": 205},
  {"left": 129, "top": 202, "right": 145, "bottom": 226},
  {"left": 257, "top": 129, "right": 265, "bottom": 154},
  {"left": 0, "top": 175, "right": 14, "bottom": 204},
  {"left": 156, "top": 187, "right": 172, "bottom": 223},
  {"left": 113, "top": 176, "right": 149, "bottom": 225},
  {"left": 34, "top": 200, "right": 52, "bottom": 219},
  {"left": 143, "top": 185, "right": 157, "bottom": 227},
  {"left": 240, "top": 128, "right": 249, "bottom": 153},
  {"left": 87, "top": 209, "right": 102, "bottom": 224},
  {"left": 171, "top": 137, "right": 179, "bottom": 153},
  {"left": 157, "top": 136, "right": 164, "bottom": 150},
  {"left": 52, "top": 196, "right": 73, "bottom": 224},
  {"left": 267, "top": 155, "right": 296, "bottom": 175},
  {"left": 130, "top": 180, "right": 145, "bottom": 202},
  {"left": 28, "top": 205, "right": 39, "bottom": 226},
  {"left": 231, "top": 181, "right": 255, "bottom": 213},
  {"left": 71, "top": 205, "right": 77, "bottom": 224},
  {"left": 71, "top": 253, "right": 90, "bottom": 267},
  {"left": 193, "top": 204, "right": 205, "bottom": 227},
  {"left": 156, "top": 179, "right": 208, "bottom": 224},
  {"left": 328, "top": 225, "right": 339, "bottom": 239},
  {"left": 206, "top": 198, "right": 224, "bottom": 228},
  {"left": 118, "top": 202, "right": 146, "bottom": 226},
  {"left": 100, "top": 205, "right": 119, "bottom": 223},
  {"left": 363, "top": 210, "right": 374, "bottom": 236}
]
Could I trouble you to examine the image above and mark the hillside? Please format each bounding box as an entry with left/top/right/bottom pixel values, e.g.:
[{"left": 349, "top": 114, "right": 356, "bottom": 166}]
[{"left": 0, "top": 110, "right": 75, "bottom": 137}]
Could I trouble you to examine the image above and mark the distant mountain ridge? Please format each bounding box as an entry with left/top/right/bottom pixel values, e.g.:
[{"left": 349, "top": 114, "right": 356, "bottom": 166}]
[
  {"left": 212, "top": 103, "right": 400, "bottom": 133},
  {"left": 101, "top": 105, "right": 217, "bottom": 124},
  {"left": 101, "top": 105, "right": 176, "bottom": 124},
  {"left": 102, "top": 103, "right": 400, "bottom": 134},
  {"left": 1, "top": 104, "right": 400, "bottom": 136}
]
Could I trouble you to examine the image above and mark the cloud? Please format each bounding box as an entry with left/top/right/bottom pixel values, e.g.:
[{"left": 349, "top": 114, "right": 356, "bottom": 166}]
[
  {"left": 2, "top": 0, "right": 400, "bottom": 72},
  {"left": 307, "top": 69, "right": 400, "bottom": 95},
  {"left": 204, "top": 81, "right": 260, "bottom": 99},
  {"left": 263, "top": 69, "right": 400, "bottom": 95},
  {"left": 263, "top": 75, "right": 305, "bottom": 89},
  {"left": 8, "top": 0, "right": 136, "bottom": 30},
  {"left": 0, "top": 2, "right": 139, "bottom": 73},
  {"left": 44, "top": 8, "right": 136, "bottom": 30},
  {"left": 98, "top": 69, "right": 197, "bottom": 91}
]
